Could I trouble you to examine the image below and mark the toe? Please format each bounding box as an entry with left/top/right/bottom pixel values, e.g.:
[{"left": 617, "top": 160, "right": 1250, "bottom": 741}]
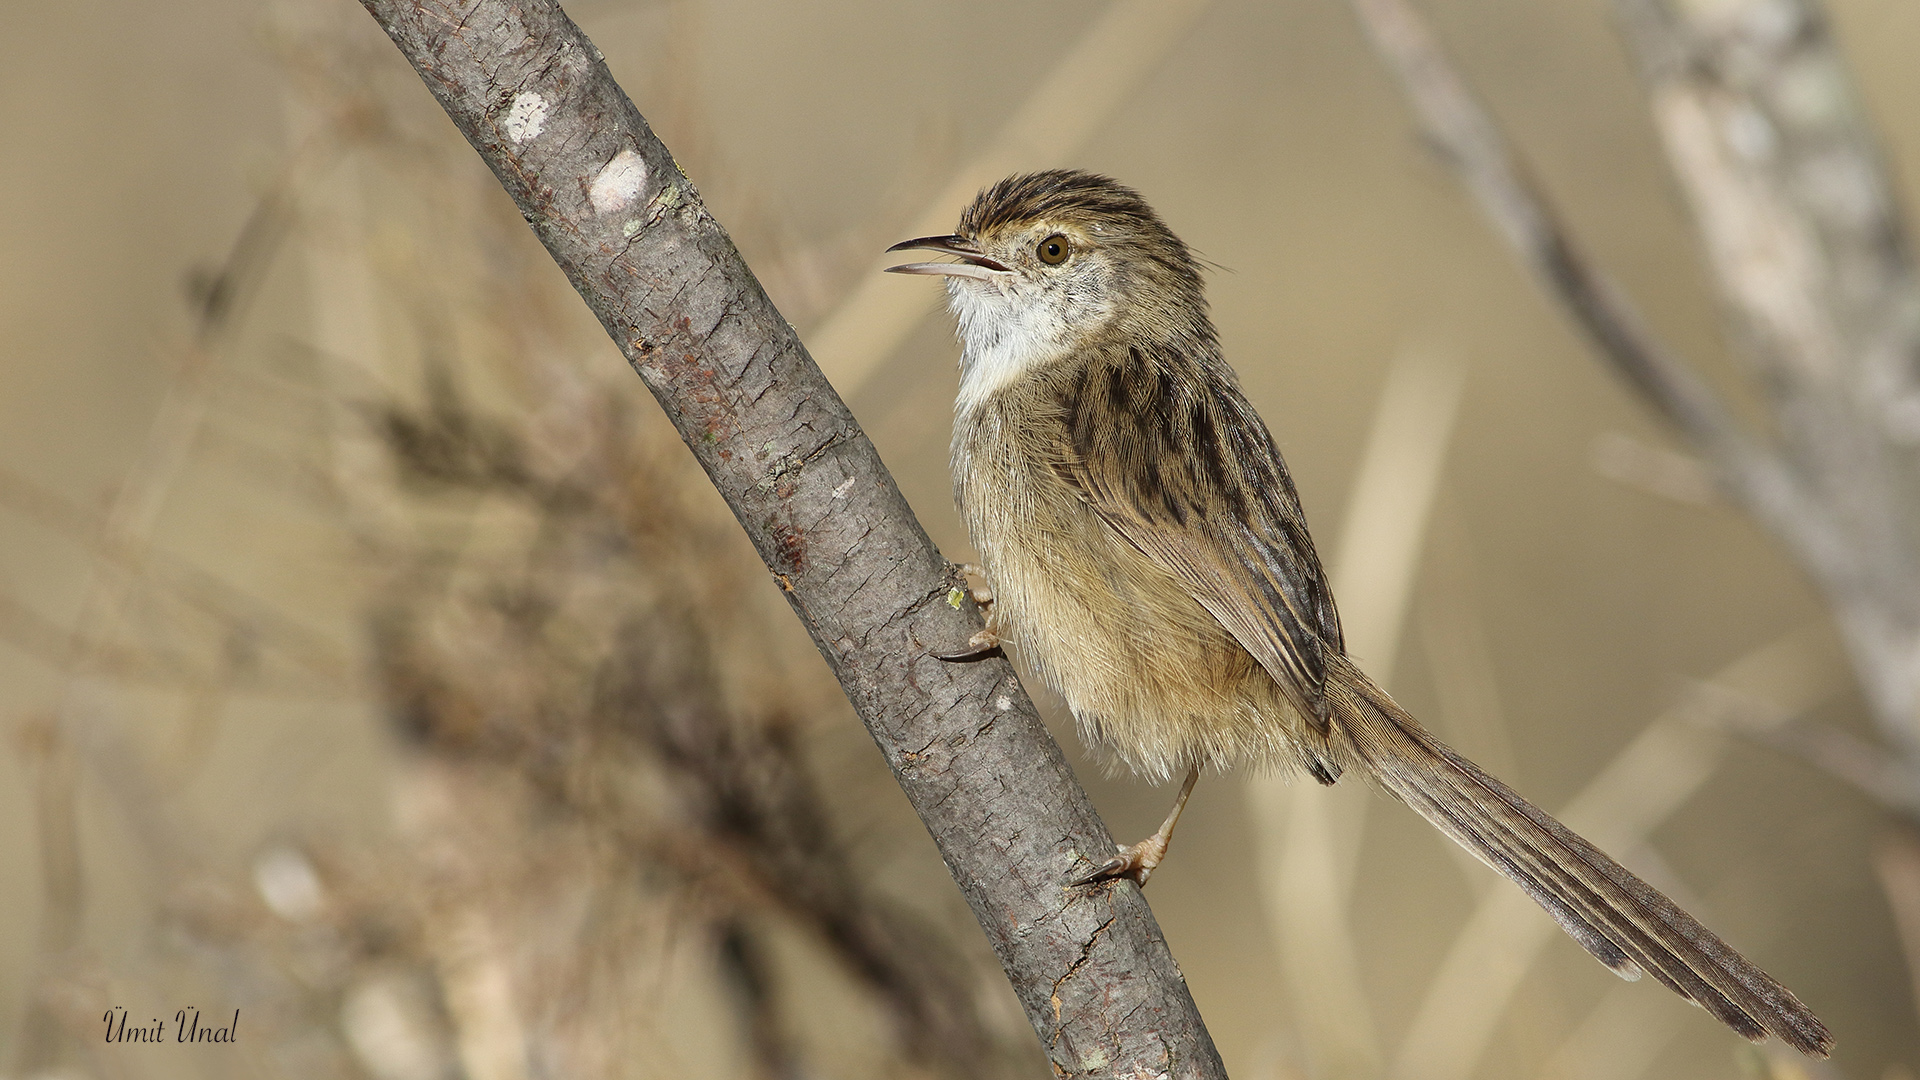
[
  {"left": 931, "top": 630, "right": 1004, "bottom": 663},
  {"left": 1071, "top": 841, "right": 1161, "bottom": 887},
  {"left": 1070, "top": 856, "right": 1132, "bottom": 888}
]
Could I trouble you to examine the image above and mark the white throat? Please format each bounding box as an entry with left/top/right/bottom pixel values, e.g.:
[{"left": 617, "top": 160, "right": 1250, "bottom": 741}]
[{"left": 946, "top": 278, "right": 1076, "bottom": 413}]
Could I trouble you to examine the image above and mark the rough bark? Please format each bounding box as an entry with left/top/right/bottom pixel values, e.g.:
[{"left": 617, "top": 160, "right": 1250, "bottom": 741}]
[{"left": 354, "top": 1, "right": 1228, "bottom": 1077}]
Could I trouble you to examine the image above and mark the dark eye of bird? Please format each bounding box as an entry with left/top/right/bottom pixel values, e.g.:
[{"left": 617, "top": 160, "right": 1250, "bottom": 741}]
[{"left": 1037, "top": 234, "right": 1069, "bottom": 265}]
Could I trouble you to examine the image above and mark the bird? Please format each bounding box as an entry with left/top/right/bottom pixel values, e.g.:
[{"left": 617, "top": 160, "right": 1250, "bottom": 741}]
[{"left": 884, "top": 169, "right": 1831, "bottom": 1057}]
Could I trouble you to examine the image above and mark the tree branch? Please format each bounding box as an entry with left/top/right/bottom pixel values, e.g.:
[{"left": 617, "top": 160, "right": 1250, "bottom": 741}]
[{"left": 354, "top": 1, "right": 1226, "bottom": 1076}]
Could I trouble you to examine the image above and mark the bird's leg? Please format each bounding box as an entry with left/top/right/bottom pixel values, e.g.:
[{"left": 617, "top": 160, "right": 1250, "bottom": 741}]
[
  {"left": 934, "top": 563, "right": 1003, "bottom": 661},
  {"left": 1073, "top": 765, "right": 1201, "bottom": 887}
]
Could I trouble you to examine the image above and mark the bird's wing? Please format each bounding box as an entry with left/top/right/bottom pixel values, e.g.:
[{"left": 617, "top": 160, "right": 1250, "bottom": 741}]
[{"left": 1053, "top": 346, "right": 1344, "bottom": 728}]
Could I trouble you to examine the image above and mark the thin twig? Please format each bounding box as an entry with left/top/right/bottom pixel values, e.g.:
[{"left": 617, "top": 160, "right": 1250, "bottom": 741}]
[
  {"left": 1727, "top": 716, "right": 1920, "bottom": 816},
  {"left": 0, "top": 467, "right": 354, "bottom": 691}
]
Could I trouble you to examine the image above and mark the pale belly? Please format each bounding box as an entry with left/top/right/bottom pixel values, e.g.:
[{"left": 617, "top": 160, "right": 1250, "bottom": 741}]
[{"left": 953, "top": 403, "right": 1306, "bottom": 780}]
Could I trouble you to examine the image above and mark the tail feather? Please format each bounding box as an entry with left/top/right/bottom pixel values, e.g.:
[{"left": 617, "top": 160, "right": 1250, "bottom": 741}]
[{"left": 1330, "top": 662, "right": 1832, "bottom": 1057}]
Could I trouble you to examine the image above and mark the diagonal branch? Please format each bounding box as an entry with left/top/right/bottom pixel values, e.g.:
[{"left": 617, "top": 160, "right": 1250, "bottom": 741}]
[{"left": 355, "top": 2, "right": 1226, "bottom": 1077}]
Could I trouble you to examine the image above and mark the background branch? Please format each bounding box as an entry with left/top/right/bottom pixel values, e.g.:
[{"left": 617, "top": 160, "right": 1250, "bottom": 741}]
[
  {"left": 1606, "top": 0, "right": 1920, "bottom": 767},
  {"left": 354, "top": 1, "right": 1225, "bottom": 1076},
  {"left": 1346, "top": 0, "right": 1920, "bottom": 797}
]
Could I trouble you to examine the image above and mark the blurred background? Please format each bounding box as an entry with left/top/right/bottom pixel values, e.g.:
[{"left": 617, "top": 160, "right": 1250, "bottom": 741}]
[{"left": 2, "top": 0, "right": 1915, "bottom": 1077}]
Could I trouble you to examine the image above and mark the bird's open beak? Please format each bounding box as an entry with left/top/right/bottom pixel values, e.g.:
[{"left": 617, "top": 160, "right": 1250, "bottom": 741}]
[{"left": 884, "top": 235, "right": 1012, "bottom": 281}]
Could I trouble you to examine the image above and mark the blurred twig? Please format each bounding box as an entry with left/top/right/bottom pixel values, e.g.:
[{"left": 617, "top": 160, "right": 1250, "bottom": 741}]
[
  {"left": 717, "top": 921, "right": 803, "bottom": 1080},
  {"left": 357, "top": 341, "right": 1029, "bottom": 1076},
  {"left": 1587, "top": 430, "right": 1721, "bottom": 507},
  {"left": 1350, "top": 4, "right": 1920, "bottom": 1067},
  {"left": 0, "top": 466, "right": 354, "bottom": 696},
  {"left": 1345, "top": 0, "right": 1834, "bottom": 570},
  {"left": 1320, "top": 349, "right": 1465, "bottom": 676},
  {"left": 8, "top": 114, "right": 342, "bottom": 1078},
  {"left": 8, "top": 715, "right": 83, "bottom": 1073},
  {"left": 1418, "top": 505, "right": 1521, "bottom": 786},
  {"left": 1607, "top": 0, "right": 1920, "bottom": 766},
  {"left": 1346, "top": 0, "right": 1920, "bottom": 811},
  {"left": 1728, "top": 715, "right": 1920, "bottom": 815},
  {"left": 1538, "top": 976, "right": 1686, "bottom": 1080}
]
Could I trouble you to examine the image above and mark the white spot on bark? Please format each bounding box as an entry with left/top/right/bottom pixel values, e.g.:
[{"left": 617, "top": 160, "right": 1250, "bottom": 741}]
[
  {"left": 502, "top": 92, "right": 549, "bottom": 144},
  {"left": 996, "top": 696, "right": 1013, "bottom": 712},
  {"left": 832, "top": 476, "right": 856, "bottom": 499},
  {"left": 589, "top": 150, "right": 648, "bottom": 214}
]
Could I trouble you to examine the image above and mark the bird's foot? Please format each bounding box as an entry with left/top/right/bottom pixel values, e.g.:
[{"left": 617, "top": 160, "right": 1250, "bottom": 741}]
[
  {"left": 957, "top": 563, "right": 994, "bottom": 608},
  {"left": 933, "top": 628, "right": 1003, "bottom": 662},
  {"left": 1069, "top": 766, "right": 1200, "bottom": 888},
  {"left": 1072, "top": 834, "right": 1171, "bottom": 889}
]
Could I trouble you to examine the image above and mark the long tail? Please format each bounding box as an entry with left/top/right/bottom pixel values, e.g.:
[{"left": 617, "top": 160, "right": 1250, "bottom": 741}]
[{"left": 1327, "top": 658, "right": 1831, "bottom": 1057}]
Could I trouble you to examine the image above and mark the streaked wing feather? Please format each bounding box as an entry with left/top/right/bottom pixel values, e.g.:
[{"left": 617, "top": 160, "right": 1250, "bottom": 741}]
[{"left": 1057, "top": 345, "right": 1342, "bottom": 726}]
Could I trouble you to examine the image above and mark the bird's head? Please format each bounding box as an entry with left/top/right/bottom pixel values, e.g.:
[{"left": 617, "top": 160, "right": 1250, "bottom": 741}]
[{"left": 887, "top": 170, "right": 1212, "bottom": 399}]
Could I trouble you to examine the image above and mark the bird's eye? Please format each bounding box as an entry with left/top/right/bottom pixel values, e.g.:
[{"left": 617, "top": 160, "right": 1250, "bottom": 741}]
[{"left": 1036, "top": 234, "right": 1070, "bottom": 265}]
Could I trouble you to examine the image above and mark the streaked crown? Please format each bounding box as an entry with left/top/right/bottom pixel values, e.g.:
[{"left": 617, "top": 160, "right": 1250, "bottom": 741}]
[{"left": 958, "top": 170, "right": 1207, "bottom": 299}]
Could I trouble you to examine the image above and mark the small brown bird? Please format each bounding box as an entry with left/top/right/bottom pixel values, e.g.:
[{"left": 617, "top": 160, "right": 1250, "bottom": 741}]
[{"left": 886, "top": 170, "right": 1830, "bottom": 1056}]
